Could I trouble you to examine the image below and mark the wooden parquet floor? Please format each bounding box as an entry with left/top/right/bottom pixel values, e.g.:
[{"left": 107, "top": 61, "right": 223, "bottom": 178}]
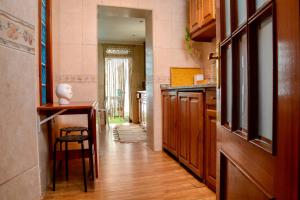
[{"left": 43, "top": 126, "right": 216, "bottom": 200}]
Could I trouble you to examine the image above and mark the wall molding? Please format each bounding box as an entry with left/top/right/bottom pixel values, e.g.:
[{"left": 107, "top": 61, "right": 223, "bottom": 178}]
[{"left": 0, "top": 9, "right": 35, "bottom": 54}]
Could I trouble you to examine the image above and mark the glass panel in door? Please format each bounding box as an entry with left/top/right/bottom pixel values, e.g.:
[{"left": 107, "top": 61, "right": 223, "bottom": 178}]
[{"left": 257, "top": 16, "right": 273, "bottom": 141}]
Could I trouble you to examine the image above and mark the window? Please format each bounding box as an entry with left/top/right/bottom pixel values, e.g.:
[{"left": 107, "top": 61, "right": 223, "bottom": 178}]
[
  {"left": 220, "top": 0, "right": 276, "bottom": 153},
  {"left": 39, "top": 0, "right": 53, "bottom": 105}
]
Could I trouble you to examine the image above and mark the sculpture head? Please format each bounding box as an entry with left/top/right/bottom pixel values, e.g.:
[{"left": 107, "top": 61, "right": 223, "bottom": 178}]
[{"left": 55, "top": 83, "right": 73, "bottom": 105}]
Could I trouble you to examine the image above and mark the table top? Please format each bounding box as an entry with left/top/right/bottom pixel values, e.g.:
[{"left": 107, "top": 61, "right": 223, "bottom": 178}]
[{"left": 37, "top": 101, "right": 97, "bottom": 111}]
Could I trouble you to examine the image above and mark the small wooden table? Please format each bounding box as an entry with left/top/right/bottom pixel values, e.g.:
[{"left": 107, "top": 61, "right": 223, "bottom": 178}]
[{"left": 37, "top": 101, "right": 98, "bottom": 178}]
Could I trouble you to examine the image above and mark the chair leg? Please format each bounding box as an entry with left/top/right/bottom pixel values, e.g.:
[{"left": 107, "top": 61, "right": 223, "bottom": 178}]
[
  {"left": 81, "top": 141, "right": 87, "bottom": 192},
  {"left": 59, "top": 130, "right": 63, "bottom": 170},
  {"left": 53, "top": 140, "right": 58, "bottom": 191},
  {"left": 65, "top": 141, "right": 69, "bottom": 181},
  {"left": 88, "top": 137, "right": 94, "bottom": 180}
]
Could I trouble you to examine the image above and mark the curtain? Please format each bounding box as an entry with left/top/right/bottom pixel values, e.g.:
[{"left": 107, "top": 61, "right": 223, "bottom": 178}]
[
  {"left": 105, "top": 58, "right": 132, "bottom": 118},
  {"left": 102, "top": 44, "right": 139, "bottom": 121}
]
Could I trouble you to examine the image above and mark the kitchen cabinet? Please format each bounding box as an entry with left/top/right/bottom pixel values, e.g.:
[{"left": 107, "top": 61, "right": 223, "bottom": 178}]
[
  {"left": 189, "top": 0, "right": 216, "bottom": 41},
  {"left": 162, "top": 91, "right": 178, "bottom": 157},
  {"left": 161, "top": 86, "right": 216, "bottom": 190},
  {"left": 137, "top": 91, "right": 147, "bottom": 128}
]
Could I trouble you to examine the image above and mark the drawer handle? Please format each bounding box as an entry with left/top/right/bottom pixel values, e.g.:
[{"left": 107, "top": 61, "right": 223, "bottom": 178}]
[{"left": 210, "top": 97, "right": 216, "bottom": 100}]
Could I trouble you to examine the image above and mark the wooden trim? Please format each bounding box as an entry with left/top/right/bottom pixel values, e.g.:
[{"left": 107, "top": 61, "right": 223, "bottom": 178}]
[
  {"left": 275, "top": 0, "right": 300, "bottom": 198},
  {"left": 231, "top": 23, "right": 247, "bottom": 38},
  {"left": 248, "top": 3, "right": 276, "bottom": 154},
  {"left": 220, "top": 0, "right": 231, "bottom": 41},
  {"left": 250, "top": 138, "right": 272, "bottom": 154},
  {"left": 219, "top": 150, "right": 275, "bottom": 199},
  {"left": 271, "top": 2, "right": 277, "bottom": 155},
  {"left": 220, "top": 37, "right": 231, "bottom": 48},
  {"left": 38, "top": 0, "right": 53, "bottom": 105},
  {"left": 248, "top": 0, "right": 273, "bottom": 18},
  {"left": 232, "top": 28, "right": 248, "bottom": 135},
  {"left": 38, "top": 0, "right": 42, "bottom": 105},
  {"left": 231, "top": 0, "right": 248, "bottom": 33},
  {"left": 248, "top": 2, "right": 273, "bottom": 24},
  {"left": 178, "top": 92, "right": 202, "bottom": 98},
  {"left": 47, "top": 0, "right": 53, "bottom": 104},
  {"left": 220, "top": 43, "right": 233, "bottom": 128},
  {"left": 232, "top": 130, "right": 248, "bottom": 140}
]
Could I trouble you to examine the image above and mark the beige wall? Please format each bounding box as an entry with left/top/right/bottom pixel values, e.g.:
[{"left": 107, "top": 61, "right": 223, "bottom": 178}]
[
  {"left": 52, "top": 0, "right": 216, "bottom": 151},
  {"left": 0, "top": 0, "right": 41, "bottom": 199}
]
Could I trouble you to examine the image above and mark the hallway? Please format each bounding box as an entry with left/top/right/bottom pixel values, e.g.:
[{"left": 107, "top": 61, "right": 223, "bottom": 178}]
[{"left": 43, "top": 127, "right": 216, "bottom": 200}]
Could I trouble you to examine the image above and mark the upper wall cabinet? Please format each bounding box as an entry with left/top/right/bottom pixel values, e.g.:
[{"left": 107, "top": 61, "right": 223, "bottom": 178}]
[{"left": 189, "top": 0, "right": 216, "bottom": 41}]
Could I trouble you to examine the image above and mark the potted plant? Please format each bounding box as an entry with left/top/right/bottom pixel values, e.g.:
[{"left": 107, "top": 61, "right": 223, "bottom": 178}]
[{"left": 185, "top": 27, "right": 192, "bottom": 53}]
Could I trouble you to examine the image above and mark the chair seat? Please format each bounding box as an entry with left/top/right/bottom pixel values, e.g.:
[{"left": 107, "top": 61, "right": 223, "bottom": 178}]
[
  {"left": 60, "top": 127, "right": 88, "bottom": 132},
  {"left": 56, "top": 135, "right": 88, "bottom": 142}
]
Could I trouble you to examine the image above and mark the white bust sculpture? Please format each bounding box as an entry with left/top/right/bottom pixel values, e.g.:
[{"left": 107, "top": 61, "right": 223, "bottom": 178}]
[{"left": 56, "top": 83, "right": 73, "bottom": 105}]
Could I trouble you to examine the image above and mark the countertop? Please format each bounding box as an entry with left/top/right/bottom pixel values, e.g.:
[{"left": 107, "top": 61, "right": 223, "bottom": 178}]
[
  {"left": 160, "top": 83, "right": 216, "bottom": 91},
  {"left": 137, "top": 90, "right": 147, "bottom": 94},
  {"left": 37, "top": 101, "right": 96, "bottom": 111}
]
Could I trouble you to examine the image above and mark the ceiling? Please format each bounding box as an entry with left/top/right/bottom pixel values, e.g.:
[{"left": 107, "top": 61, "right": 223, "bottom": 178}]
[{"left": 98, "top": 12, "right": 146, "bottom": 44}]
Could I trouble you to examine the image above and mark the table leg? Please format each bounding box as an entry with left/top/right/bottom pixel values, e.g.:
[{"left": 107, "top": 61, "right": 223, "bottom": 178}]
[{"left": 88, "top": 109, "right": 98, "bottom": 179}]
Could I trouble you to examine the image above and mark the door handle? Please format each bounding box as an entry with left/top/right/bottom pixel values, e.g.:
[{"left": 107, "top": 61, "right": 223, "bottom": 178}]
[
  {"left": 208, "top": 52, "right": 219, "bottom": 60},
  {"left": 208, "top": 42, "right": 221, "bottom": 88}
]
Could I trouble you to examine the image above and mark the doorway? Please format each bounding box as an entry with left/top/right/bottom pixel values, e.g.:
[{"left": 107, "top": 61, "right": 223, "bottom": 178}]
[{"left": 97, "top": 6, "right": 152, "bottom": 144}]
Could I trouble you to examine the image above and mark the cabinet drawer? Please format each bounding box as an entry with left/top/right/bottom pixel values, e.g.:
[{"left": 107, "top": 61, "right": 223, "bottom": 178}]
[{"left": 206, "top": 91, "right": 216, "bottom": 106}]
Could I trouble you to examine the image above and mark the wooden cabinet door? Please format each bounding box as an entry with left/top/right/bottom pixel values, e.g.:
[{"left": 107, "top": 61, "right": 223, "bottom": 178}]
[
  {"left": 188, "top": 93, "right": 204, "bottom": 178},
  {"left": 205, "top": 109, "right": 216, "bottom": 190},
  {"left": 178, "top": 92, "right": 204, "bottom": 177},
  {"left": 189, "top": 0, "right": 201, "bottom": 33},
  {"left": 162, "top": 92, "right": 170, "bottom": 150},
  {"left": 178, "top": 95, "right": 190, "bottom": 166},
  {"left": 201, "top": 0, "right": 215, "bottom": 26},
  {"left": 168, "top": 93, "right": 178, "bottom": 156}
]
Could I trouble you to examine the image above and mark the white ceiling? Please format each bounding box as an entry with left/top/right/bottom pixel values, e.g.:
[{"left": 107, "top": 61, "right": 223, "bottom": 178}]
[{"left": 98, "top": 15, "right": 146, "bottom": 44}]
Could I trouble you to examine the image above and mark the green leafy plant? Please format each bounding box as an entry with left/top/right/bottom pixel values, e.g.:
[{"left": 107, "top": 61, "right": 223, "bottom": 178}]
[{"left": 185, "top": 27, "right": 192, "bottom": 53}]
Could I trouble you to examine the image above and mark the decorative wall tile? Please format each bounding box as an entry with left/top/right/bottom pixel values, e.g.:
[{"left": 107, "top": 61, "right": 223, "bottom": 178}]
[
  {"left": 0, "top": 10, "right": 35, "bottom": 54},
  {"left": 56, "top": 74, "right": 97, "bottom": 83}
]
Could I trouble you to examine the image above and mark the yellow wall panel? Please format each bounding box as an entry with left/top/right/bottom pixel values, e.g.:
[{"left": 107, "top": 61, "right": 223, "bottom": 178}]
[{"left": 170, "top": 67, "right": 203, "bottom": 87}]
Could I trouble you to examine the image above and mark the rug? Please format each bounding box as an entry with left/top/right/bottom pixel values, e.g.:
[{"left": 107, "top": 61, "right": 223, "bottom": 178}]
[{"left": 113, "top": 124, "right": 147, "bottom": 143}]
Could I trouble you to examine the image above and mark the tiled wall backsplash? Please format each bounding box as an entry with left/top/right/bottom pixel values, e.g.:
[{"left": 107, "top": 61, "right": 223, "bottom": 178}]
[{"left": 56, "top": 74, "right": 97, "bottom": 83}]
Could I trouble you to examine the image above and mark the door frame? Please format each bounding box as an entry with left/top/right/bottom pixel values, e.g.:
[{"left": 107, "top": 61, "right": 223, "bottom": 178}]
[{"left": 274, "top": 0, "right": 300, "bottom": 199}]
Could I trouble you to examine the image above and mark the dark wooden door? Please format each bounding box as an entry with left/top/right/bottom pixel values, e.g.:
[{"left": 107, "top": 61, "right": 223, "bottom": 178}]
[
  {"left": 178, "top": 95, "right": 190, "bottom": 166},
  {"left": 188, "top": 93, "right": 204, "bottom": 178},
  {"left": 205, "top": 109, "right": 217, "bottom": 190},
  {"left": 168, "top": 93, "right": 178, "bottom": 156},
  {"left": 216, "top": 0, "right": 299, "bottom": 199}
]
